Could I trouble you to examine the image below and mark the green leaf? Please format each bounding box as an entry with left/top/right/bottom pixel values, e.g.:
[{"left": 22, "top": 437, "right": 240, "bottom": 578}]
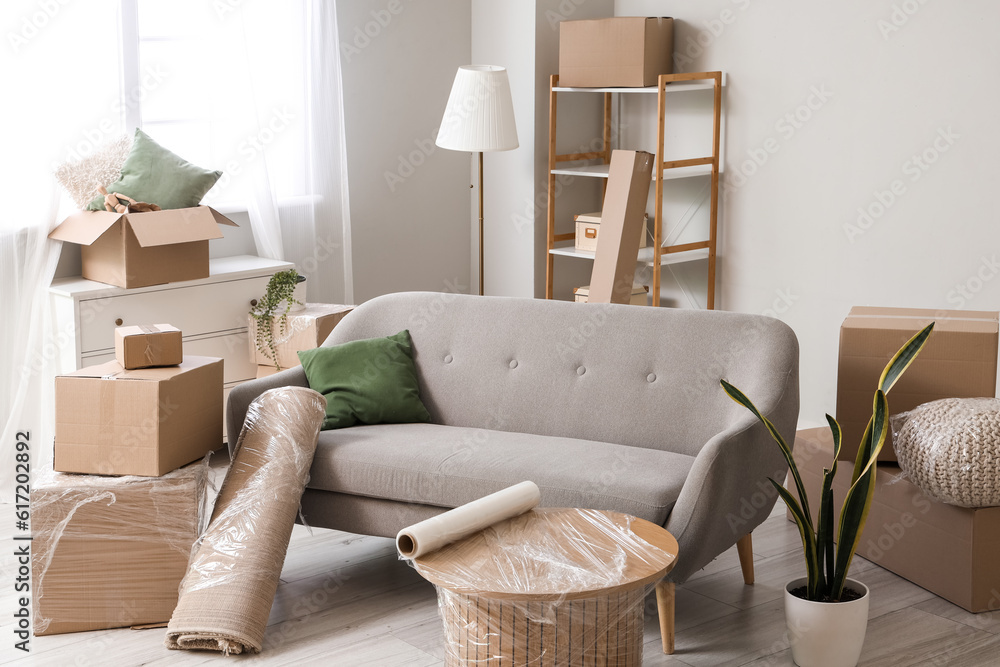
[
  {"left": 879, "top": 323, "right": 934, "bottom": 394},
  {"left": 771, "top": 479, "right": 821, "bottom": 598},
  {"left": 721, "top": 380, "right": 813, "bottom": 530}
]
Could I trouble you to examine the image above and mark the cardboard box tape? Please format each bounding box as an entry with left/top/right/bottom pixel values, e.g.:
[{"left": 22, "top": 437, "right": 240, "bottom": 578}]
[{"left": 165, "top": 386, "right": 326, "bottom": 655}]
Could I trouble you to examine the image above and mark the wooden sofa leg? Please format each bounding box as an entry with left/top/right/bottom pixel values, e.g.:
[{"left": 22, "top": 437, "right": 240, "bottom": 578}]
[
  {"left": 737, "top": 533, "right": 755, "bottom": 585},
  {"left": 655, "top": 580, "right": 675, "bottom": 654}
]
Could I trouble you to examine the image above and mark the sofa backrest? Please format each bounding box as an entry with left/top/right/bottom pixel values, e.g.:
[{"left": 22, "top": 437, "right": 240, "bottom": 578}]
[{"left": 325, "top": 292, "right": 799, "bottom": 457}]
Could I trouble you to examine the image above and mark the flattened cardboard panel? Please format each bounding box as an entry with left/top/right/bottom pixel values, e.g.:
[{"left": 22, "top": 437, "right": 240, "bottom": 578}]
[{"left": 588, "top": 150, "right": 653, "bottom": 304}]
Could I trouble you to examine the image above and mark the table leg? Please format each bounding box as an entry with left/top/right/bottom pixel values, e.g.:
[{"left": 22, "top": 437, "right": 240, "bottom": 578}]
[{"left": 655, "top": 580, "right": 675, "bottom": 654}]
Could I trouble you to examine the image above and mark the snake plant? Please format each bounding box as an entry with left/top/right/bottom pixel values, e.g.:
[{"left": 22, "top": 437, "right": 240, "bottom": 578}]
[{"left": 721, "top": 322, "right": 934, "bottom": 602}]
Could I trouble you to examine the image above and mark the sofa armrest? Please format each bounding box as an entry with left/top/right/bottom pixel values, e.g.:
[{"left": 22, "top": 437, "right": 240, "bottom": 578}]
[
  {"left": 664, "top": 371, "right": 797, "bottom": 582},
  {"left": 226, "top": 367, "right": 310, "bottom": 457}
]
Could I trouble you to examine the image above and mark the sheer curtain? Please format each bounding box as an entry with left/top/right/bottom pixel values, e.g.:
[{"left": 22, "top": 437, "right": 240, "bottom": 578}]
[
  {"left": 136, "top": 0, "right": 353, "bottom": 303},
  {"left": 0, "top": 0, "right": 122, "bottom": 500}
]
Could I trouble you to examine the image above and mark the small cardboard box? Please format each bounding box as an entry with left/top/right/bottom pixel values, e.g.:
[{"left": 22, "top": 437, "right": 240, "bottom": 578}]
[
  {"left": 574, "top": 212, "right": 648, "bottom": 253},
  {"left": 836, "top": 306, "right": 999, "bottom": 462},
  {"left": 587, "top": 150, "right": 654, "bottom": 304},
  {"left": 559, "top": 17, "right": 674, "bottom": 87},
  {"left": 574, "top": 284, "right": 648, "bottom": 306},
  {"left": 32, "top": 462, "right": 207, "bottom": 635},
  {"left": 54, "top": 356, "right": 223, "bottom": 476},
  {"left": 789, "top": 428, "right": 1000, "bottom": 613},
  {"left": 256, "top": 364, "right": 282, "bottom": 379},
  {"left": 248, "top": 303, "right": 354, "bottom": 370},
  {"left": 114, "top": 324, "right": 183, "bottom": 369},
  {"left": 48, "top": 206, "right": 238, "bottom": 289}
]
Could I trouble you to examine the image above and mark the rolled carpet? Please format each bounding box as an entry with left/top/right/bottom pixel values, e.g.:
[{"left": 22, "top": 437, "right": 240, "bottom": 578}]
[{"left": 165, "top": 386, "right": 326, "bottom": 654}]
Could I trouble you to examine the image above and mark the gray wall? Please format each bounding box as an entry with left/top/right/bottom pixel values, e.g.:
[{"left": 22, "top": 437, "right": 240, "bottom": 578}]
[{"left": 337, "top": 0, "right": 472, "bottom": 303}]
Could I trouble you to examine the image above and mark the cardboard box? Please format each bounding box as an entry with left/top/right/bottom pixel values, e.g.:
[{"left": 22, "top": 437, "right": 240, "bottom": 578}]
[
  {"left": 114, "top": 324, "right": 183, "bottom": 369},
  {"left": 789, "top": 428, "right": 1000, "bottom": 613},
  {"left": 48, "top": 206, "right": 237, "bottom": 288},
  {"left": 574, "top": 283, "right": 648, "bottom": 306},
  {"left": 32, "top": 462, "right": 207, "bottom": 635},
  {"left": 256, "top": 364, "right": 281, "bottom": 379},
  {"left": 836, "top": 306, "right": 999, "bottom": 462},
  {"left": 574, "top": 212, "right": 647, "bottom": 253},
  {"left": 54, "top": 356, "right": 223, "bottom": 476},
  {"left": 248, "top": 303, "right": 354, "bottom": 370},
  {"left": 559, "top": 17, "right": 673, "bottom": 87},
  {"left": 587, "top": 150, "right": 654, "bottom": 304}
]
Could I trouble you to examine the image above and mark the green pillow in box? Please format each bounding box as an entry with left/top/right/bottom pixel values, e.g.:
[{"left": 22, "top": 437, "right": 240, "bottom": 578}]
[
  {"left": 298, "top": 330, "right": 432, "bottom": 430},
  {"left": 87, "top": 129, "right": 222, "bottom": 211}
]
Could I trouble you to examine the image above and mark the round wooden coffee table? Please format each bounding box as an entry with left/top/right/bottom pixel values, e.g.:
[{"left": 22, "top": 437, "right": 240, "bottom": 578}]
[{"left": 413, "top": 508, "right": 679, "bottom": 666}]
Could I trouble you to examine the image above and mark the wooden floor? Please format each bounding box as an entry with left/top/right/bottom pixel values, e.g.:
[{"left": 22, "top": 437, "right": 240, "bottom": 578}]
[{"left": 4, "top": 498, "right": 1000, "bottom": 665}]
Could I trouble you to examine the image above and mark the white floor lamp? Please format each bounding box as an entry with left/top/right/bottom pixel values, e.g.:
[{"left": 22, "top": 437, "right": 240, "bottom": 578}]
[{"left": 436, "top": 65, "right": 519, "bottom": 296}]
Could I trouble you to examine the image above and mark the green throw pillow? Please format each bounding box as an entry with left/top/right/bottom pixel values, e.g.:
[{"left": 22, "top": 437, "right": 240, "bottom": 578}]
[
  {"left": 298, "top": 330, "right": 432, "bottom": 431},
  {"left": 87, "top": 129, "right": 222, "bottom": 211}
]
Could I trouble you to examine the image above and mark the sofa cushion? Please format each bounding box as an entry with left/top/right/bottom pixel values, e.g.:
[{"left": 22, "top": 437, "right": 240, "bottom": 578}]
[{"left": 307, "top": 423, "right": 695, "bottom": 525}]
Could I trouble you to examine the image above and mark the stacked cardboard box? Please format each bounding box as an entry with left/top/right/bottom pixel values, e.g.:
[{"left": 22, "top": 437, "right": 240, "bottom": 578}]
[
  {"left": 249, "top": 303, "right": 353, "bottom": 376},
  {"left": 559, "top": 17, "right": 674, "bottom": 87},
  {"left": 32, "top": 462, "right": 208, "bottom": 635}
]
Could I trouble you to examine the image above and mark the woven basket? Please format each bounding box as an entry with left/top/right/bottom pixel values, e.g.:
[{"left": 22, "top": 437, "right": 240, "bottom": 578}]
[{"left": 892, "top": 397, "right": 1000, "bottom": 508}]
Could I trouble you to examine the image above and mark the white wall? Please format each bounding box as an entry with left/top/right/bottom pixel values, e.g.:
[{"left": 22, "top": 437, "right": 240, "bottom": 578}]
[
  {"left": 337, "top": 0, "right": 472, "bottom": 304},
  {"left": 616, "top": 0, "right": 1000, "bottom": 427}
]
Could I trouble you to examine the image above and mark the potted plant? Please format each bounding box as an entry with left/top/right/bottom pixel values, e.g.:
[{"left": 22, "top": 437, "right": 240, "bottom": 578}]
[
  {"left": 250, "top": 269, "right": 306, "bottom": 370},
  {"left": 720, "top": 322, "right": 933, "bottom": 667}
]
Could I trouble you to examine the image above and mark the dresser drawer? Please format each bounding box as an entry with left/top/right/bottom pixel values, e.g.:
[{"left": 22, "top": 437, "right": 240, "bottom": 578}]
[
  {"left": 81, "top": 331, "right": 256, "bottom": 385},
  {"left": 78, "top": 275, "right": 271, "bottom": 354}
]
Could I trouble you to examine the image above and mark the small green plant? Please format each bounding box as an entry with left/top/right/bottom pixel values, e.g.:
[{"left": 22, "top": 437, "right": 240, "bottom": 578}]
[
  {"left": 721, "top": 322, "right": 934, "bottom": 602},
  {"left": 250, "top": 269, "right": 304, "bottom": 370}
]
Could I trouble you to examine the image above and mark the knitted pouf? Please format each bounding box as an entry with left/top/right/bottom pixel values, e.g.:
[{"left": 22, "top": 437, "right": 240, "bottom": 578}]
[{"left": 892, "top": 397, "right": 1000, "bottom": 508}]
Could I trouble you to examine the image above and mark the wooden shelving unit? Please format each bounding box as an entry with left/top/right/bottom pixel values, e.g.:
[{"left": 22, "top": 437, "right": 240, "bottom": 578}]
[{"left": 545, "top": 71, "right": 724, "bottom": 308}]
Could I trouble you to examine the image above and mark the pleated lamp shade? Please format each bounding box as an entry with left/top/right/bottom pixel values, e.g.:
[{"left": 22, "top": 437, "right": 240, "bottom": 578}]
[{"left": 436, "top": 66, "right": 519, "bottom": 152}]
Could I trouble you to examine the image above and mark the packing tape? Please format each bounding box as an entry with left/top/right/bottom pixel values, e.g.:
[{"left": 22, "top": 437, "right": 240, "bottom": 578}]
[{"left": 98, "top": 380, "right": 115, "bottom": 448}]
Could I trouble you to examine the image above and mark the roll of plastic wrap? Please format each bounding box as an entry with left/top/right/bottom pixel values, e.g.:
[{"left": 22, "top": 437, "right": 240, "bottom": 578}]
[
  {"left": 165, "top": 386, "right": 326, "bottom": 655},
  {"left": 396, "top": 481, "right": 541, "bottom": 559}
]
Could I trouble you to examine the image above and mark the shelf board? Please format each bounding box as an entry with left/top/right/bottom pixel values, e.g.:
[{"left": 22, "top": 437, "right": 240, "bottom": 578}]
[
  {"left": 550, "top": 163, "right": 713, "bottom": 181},
  {"left": 553, "top": 76, "right": 724, "bottom": 94},
  {"left": 549, "top": 242, "right": 710, "bottom": 267}
]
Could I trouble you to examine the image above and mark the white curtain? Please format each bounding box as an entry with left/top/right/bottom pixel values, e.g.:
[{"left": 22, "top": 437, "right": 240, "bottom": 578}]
[
  {"left": 162, "top": 0, "right": 354, "bottom": 304},
  {"left": 0, "top": 0, "right": 122, "bottom": 500}
]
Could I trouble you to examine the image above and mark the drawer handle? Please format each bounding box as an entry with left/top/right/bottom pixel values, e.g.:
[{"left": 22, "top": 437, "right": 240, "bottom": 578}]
[
  {"left": 250, "top": 299, "right": 258, "bottom": 308},
  {"left": 585, "top": 228, "right": 597, "bottom": 239},
  {"left": 115, "top": 318, "right": 123, "bottom": 326}
]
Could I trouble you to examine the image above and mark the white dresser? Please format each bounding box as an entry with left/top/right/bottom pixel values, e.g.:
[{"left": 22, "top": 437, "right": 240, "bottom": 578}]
[{"left": 50, "top": 255, "right": 295, "bottom": 442}]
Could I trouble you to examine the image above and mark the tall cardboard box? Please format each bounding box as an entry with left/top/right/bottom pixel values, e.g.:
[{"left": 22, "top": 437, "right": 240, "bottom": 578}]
[
  {"left": 789, "top": 428, "right": 1000, "bottom": 613},
  {"left": 54, "top": 356, "right": 224, "bottom": 476},
  {"left": 836, "top": 306, "right": 999, "bottom": 462},
  {"left": 48, "top": 207, "right": 238, "bottom": 288},
  {"left": 559, "top": 17, "right": 674, "bottom": 87},
  {"left": 32, "top": 462, "right": 207, "bottom": 635},
  {"left": 115, "top": 324, "right": 183, "bottom": 369},
  {"left": 587, "top": 150, "right": 654, "bottom": 304},
  {"left": 249, "top": 303, "right": 354, "bottom": 370}
]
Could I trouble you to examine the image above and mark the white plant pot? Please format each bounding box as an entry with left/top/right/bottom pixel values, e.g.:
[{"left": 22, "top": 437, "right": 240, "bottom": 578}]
[
  {"left": 280, "top": 280, "right": 307, "bottom": 313},
  {"left": 784, "top": 577, "right": 869, "bottom": 667}
]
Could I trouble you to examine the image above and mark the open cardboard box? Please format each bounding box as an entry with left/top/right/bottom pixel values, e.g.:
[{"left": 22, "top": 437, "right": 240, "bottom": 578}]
[
  {"left": 49, "top": 206, "right": 237, "bottom": 288},
  {"left": 789, "top": 427, "right": 1000, "bottom": 613}
]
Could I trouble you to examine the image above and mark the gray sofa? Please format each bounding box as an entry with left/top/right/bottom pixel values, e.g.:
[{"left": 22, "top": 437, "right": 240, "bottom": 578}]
[{"left": 228, "top": 291, "right": 799, "bottom": 586}]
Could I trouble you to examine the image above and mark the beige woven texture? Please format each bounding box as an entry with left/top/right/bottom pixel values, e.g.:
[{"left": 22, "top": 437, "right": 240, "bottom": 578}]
[
  {"left": 165, "top": 386, "right": 326, "bottom": 654},
  {"left": 892, "top": 397, "right": 1000, "bottom": 508}
]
